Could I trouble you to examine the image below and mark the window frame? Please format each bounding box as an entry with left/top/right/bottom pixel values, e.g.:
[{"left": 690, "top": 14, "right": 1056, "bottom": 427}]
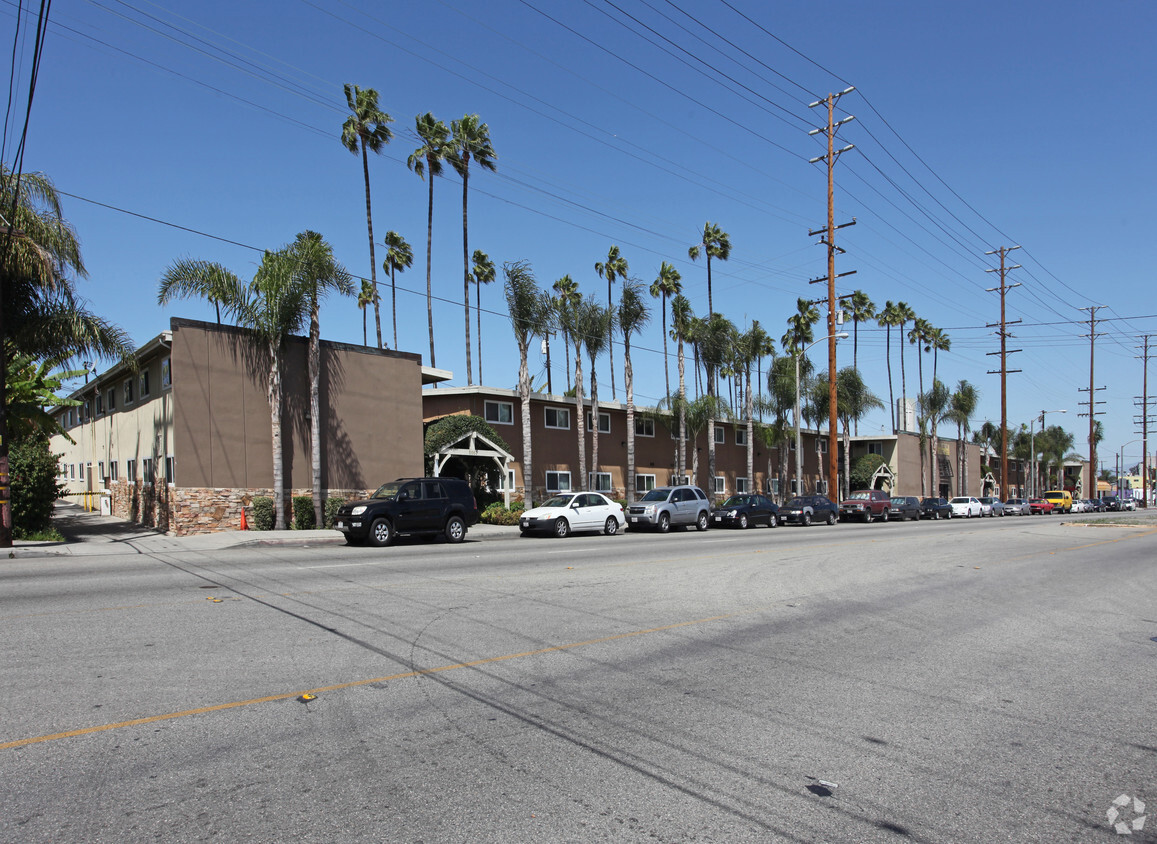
[
  {"left": 635, "top": 473, "right": 656, "bottom": 494},
  {"left": 161, "top": 358, "right": 172, "bottom": 390},
  {"left": 126, "top": 458, "right": 136, "bottom": 482},
  {"left": 713, "top": 475, "right": 726, "bottom": 495},
  {"left": 484, "top": 400, "right": 513, "bottom": 425},
  {"left": 165, "top": 456, "right": 175, "bottom": 485},
  {"left": 588, "top": 472, "right": 612, "bottom": 493},
  {"left": 545, "top": 470, "right": 572, "bottom": 492},
  {"left": 714, "top": 426, "right": 725, "bottom": 445},
  {"left": 123, "top": 378, "right": 134, "bottom": 406},
  {"left": 735, "top": 427, "right": 747, "bottom": 446},
  {"left": 736, "top": 477, "right": 750, "bottom": 493},
  {"left": 544, "top": 406, "right": 571, "bottom": 430},
  {"left": 139, "top": 368, "right": 151, "bottom": 399},
  {"left": 585, "top": 411, "right": 611, "bottom": 434},
  {"left": 634, "top": 417, "right": 655, "bottom": 438},
  {"left": 111, "top": 461, "right": 118, "bottom": 482}
]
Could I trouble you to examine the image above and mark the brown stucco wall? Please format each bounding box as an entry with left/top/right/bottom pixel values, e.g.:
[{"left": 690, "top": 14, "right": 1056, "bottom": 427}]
[{"left": 170, "top": 318, "right": 423, "bottom": 491}]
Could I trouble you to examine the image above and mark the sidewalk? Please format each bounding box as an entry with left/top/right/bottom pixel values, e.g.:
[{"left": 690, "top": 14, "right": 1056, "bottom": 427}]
[{"left": 9, "top": 503, "right": 517, "bottom": 558}]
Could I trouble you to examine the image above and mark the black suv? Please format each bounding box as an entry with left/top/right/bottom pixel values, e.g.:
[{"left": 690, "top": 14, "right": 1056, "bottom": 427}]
[{"left": 335, "top": 478, "right": 479, "bottom": 547}]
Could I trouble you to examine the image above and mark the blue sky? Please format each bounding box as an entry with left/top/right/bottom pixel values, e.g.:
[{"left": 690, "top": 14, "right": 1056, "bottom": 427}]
[{"left": 7, "top": 0, "right": 1157, "bottom": 474}]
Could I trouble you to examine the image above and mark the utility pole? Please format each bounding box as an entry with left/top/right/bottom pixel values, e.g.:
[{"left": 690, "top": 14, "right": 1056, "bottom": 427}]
[
  {"left": 1136, "top": 335, "right": 1155, "bottom": 507},
  {"left": 1078, "top": 306, "right": 1106, "bottom": 498},
  {"left": 985, "top": 247, "right": 1022, "bottom": 497},
  {"left": 807, "top": 86, "right": 856, "bottom": 500}
]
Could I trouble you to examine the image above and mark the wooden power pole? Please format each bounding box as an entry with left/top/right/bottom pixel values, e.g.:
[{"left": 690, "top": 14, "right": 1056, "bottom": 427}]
[{"left": 985, "top": 246, "right": 1022, "bottom": 497}]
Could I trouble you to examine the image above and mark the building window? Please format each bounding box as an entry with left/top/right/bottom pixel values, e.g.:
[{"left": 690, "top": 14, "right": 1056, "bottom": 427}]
[
  {"left": 98, "top": 461, "right": 105, "bottom": 480},
  {"left": 818, "top": 438, "right": 828, "bottom": 453},
  {"left": 126, "top": 459, "right": 136, "bottom": 481},
  {"left": 106, "top": 387, "right": 116, "bottom": 411},
  {"left": 95, "top": 393, "right": 104, "bottom": 415},
  {"left": 589, "top": 472, "right": 611, "bottom": 492},
  {"left": 161, "top": 358, "right": 171, "bottom": 390},
  {"left": 714, "top": 427, "right": 725, "bottom": 444},
  {"left": 546, "top": 470, "right": 571, "bottom": 492},
  {"left": 111, "top": 461, "right": 119, "bottom": 482},
  {"left": 544, "top": 407, "right": 571, "bottom": 429},
  {"left": 82, "top": 400, "right": 90, "bottom": 422},
  {"left": 790, "top": 479, "right": 799, "bottom": 495},
  {"left": 670, "top": 474, "right": 690, "bottom": 486},
  {"left": 735, "top": 428, "right": 747, "bottom": 446},
  {"left": 714, "top": 476, "right": 726, "bottom": 495},
  {"left": 484, "top": 400, "right": 513, "bottom": 425},
  {"left": 498, "top": 469, "right": 516, "bottom": 491},
  {"left": 166, "top": 456, "right": 175, "bottom": 484},
  {"left": 124, "top": 379, "right": 134, "bottom": 405},
  {"left": 140, "top": 369, "right": 151, "bottom": 399},
  {"left": 867, "top": 441, "right": 883, "bottom": 456},
  {"left": 768, "top": 478, "right": 780, "bottom": 497},
  {"left": 816, "top": 478, "right": 828, "bottom": 494},
  {"left": 636, "top": 473, "right": 656, "bottom": 494},
  {"left": 789, "top": 439, "right": 795, "bottom": 451},
  {"left": 736, "top": 477, "right": 750, "bottom": 493},
  {"left": 142, "top": 458, "right": 153, "bottom": 484},
  {"left": 635, "top": 417, "right": 655, "bottom": 437},
  {"left": 586, "top": 411, "right": 610, "bottom": 434},
  {"left": 69, "top": 463, "right": 76, "bottom": 480}
]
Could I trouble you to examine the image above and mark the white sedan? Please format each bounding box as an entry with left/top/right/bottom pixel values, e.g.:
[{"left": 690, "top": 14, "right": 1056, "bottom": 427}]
[
  {"left": 949, "top": 496, "right": 983, "bottom": 518},
  {"left": 519, "top": 492, "right": 624, "bottom": 538}
]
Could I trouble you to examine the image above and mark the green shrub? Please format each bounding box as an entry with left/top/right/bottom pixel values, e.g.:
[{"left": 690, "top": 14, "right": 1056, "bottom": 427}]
[
  {"left": 292, "top": 496, "right": 315, "bottom": 530},
  {"left": 480, "top": 500, "right": 524, "bottom": 526},
  {"left": 323, "top": 497, "right": 344, "bottom": 529},
  {"left": 251, "top": 496, "right": 274, "bottom": 531},
  {"left": 850, "top": 453, "right": 889, "bottom": 492},
  {"left": 10, "top": 435, "right": 64, "bottom": 538}
]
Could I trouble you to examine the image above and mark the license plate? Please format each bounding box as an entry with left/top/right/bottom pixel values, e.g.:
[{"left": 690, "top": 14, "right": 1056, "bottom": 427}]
[
  {"left": 630, "top": 517, "right": 638, "bottom": 523},
  {"left": 713, "top": 516, "right": 722, "bottom": 522},
  {"left": 335, "top": 521, "right": 345, "bottom": 530}
]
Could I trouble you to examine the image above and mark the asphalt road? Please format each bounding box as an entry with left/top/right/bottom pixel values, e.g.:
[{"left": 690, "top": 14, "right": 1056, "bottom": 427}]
[{"left": 2, "top": 515, "right": 1155, "bottom": 843}]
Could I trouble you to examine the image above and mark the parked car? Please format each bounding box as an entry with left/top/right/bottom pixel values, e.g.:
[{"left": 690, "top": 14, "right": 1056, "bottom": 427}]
[
  {"left": 1101, "top": 495, "right": 1121, "bottom": 511},
  {"left": 920, "top": 497, "right": 953, "bottom": 520},
  {"left": 1029, "top": 498, "right": 1054, "bottom": 515},
  {"left": 625, "top": 485, "right": 711, "bottom": 532},
  {"left": 335, "top": 477, "right": 480, "bottom": 547},
  {"left": 1042, "top": 489, "right": 1073, "bottom": 514},
  {"left": 1088, "top": 498, "right": 1106, "bottom": 512},
  {"left": 780, "top": 495, "right": 839, "bottom": 526},
  {"left": 1123, "top": 498, "right": 1137, "bottom": 511},
  {"left": 949, "top": 496, "right": 983, "bottom": 518},
  {"left": 979, "top": 497, "right": 1005, "bottom": 517},
  {"left": 711, "top": 494, "right": 780, "bottom": 528},
  {"left": 519, "top": 492, "right": 624, "bottom": 538},
  {"left": 889, "top": 496, "right": 922, "bottom": 521},
  {"left": 839, "top": 489, "right": 891, "bottom": 523},
  {"left": 1070, "top": 499, "right": 1088, "bottom": 513},
  {"left": 1004, "top": 498, "right": 1032, "bottom": 516}
]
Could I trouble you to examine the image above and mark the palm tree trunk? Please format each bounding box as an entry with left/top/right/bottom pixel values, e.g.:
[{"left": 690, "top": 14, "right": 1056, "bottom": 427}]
[
  {"left": 268, "top": 341, "right": 286, "bottom": 531},
  {"left": 706, "top": 254, "right": 713, "bottom": 317},
  {"left": 662, "top": 297, "right": 670, "bottom": 401},
  {"left": 886, "top": 325, "right": 895, "bottom": 433},
  {"left": 745, "top": 366, "right": 754, "bottom": 492},
  {"left": 461, "top": 167, "right": 473, "bottom": 386},
  {"left": 362, "top": 307, "right": 367, "bottom": 346},
  {"left": 607, "top": 281, "right": 616, "bottom": 402},
  {"left": 574, "top": 350, "right": 587, "bottom": 488},
  {"left": 563, "top": 330, "right": 571, "bottom": 392},
  {"left": 309, "top": 302, "right": 323, "bottom": 527},
  {"left": 545, "top": 334, "right": 552, "bottom": 394},
  {"left": 625, "top": 340, "right": 635, "bottom": 504},
  {"left": 931, "top": 429, "right": 939, "bottom": 498},
  {"left": 425, "top": 165, "right": 436, "bottom": 370},
  {"left": 677, "top": 336, "right": 686, "bottom": 480},
  {"left": 518, "top": 338, "right": 533, "bottom": 508},
  {"left": 589, "top": 363, "right": 600, "bottom": 487},
  {"left": 707, "top": 366, "right": 717, "bottom": 502},
  {"left": 475, "top": 280, "right": 484, "bottom": 384},
  {"left": 362, "top": 143, "right": 383, "bottom": 350},
  {"left": 899, "top": 323, "right": 907, "bottom": 431}
]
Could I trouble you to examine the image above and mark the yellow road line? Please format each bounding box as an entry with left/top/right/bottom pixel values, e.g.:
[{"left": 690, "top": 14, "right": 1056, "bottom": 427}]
[{"left": 0, "top": 612, "right": 735, "bottom": 752}]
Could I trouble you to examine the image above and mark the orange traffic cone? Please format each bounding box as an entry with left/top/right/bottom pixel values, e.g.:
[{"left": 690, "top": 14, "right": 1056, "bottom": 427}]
[{"left": 240, "top": 506, "right": 249, "bottom": 531}]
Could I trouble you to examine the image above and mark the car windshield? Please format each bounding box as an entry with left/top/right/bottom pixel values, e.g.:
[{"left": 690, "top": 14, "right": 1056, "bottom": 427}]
[
  {"left": 846, "top": 491, "right": 872, "bottom": 500},
  {"left": 921, "top": 498, "right": 939, "bottom": 505},
  {"left": 950, "top": 497, "right": 969, "bottom": 504},
  {"left": 371, "top": 481, "right": 405, "bottom": 499},
  {"left": 785, "top": 498, "right": 808, "bottom": 508},
  {"left": 640, "top": 488, "right": 672, "bottom": 502},
  {"left": 722, "top": 496, "right": 752, "bottom": 507},
  {"left": 540, "top": 494, "right": 575, "bottom": 508}
]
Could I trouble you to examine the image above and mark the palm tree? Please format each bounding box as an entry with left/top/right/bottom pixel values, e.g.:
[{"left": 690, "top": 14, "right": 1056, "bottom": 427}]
[
  {"left": 449, "top": 114, "right": 497, "bottom": 386},
  {"left": 558, "top": 293, "right": 593, "bottom": 487},
  {"left": 688, "top": 221, "right": 731, "bottom": 318},
  {"left": 670, "top": 294, "right": 694, "bottom": 480},
  {"left": 684, "top": 394, "right": 718, "bottom": 487},
  {"left": 472, "top": 250, "right": 496, "bottom": 383},
  {"left": 894, "top": 302, "right": 916, "bottom": 430},
  {"left": 747, "top": 320, "right": 773, "bottom": 422},
  {"left": 3, "top": 166, "right": 135, "bottom": 545},
  {"left": 762, "top": 356, "right": 798, "bottom": 500},
  {"left": 584, "top": 302, "right": 615, "bottom": 490},
  {"left": 876, "top": 301, "right": 901, "bottom": 432},
  {"left": 781, "top": 297, "right": 820, "bottom": 355},
  {"left": 699, "top": 313, "right": 735, "bottom": 502},
  {"left": 919, "top": 379, "right": 952, "bottom": 497},
  {"left": 289, "top": 231, "right": 353, "bottom": 527},
  {"left": 649, "top": 261, "right": 682, "bottom": 401},
  {"left": 813, "top": 367, "right": 883, "bottom": 501},
  {"left": 618, "top": 281, "right": 650, "bottom": 503},
  {"left": 503, "top": 260, "right": 547, "bottom": 507},
  {"left": 841, "top": 290, "right": 876, "bottom": 372},
  {"left": 381, "top": 231, "right": 412, "bottom": 349},
  {"left": 158, "top": 259, "right": 243, "bottom": 324},
  {"left": 552, "top": 274, "right": 579, "bottom": 392},
  {"left": 736, "top": 324, "right": 763, "bottom": 492},
  {"left": 230, "top": 248, "right": 312, "bottom": 531},
  {"left": 341, "top": 84, "right": 393, "bottom": 349},
  {"left": 908, "top": 316, "right": 933, "bottom": 407},
  {"left": 407, "top": 113, "right": 452, "bottom": 368},
  {"left": 928, "top": 326, "right": 951, "bottom": 387},
  {"left": 948, "top": 380, "right": 978, "bottom": 496},
  {"left": 594, "top": 245, "right": 628, "bottom": 401},
  {"left": 356, "top": 280, "right": 378, "bottom": 346}
]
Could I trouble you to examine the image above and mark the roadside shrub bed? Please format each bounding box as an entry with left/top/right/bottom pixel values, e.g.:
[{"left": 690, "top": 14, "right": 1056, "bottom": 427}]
[
  {"left": 12, "top": 435, "right": 63, "bottom": 539},
  {"left": 323, "top": 497, "right": 344, "bottom": 529},
  {"left": 251, "top": 496, "right": 274, "bottom": 531},
  {"left": 292, "top": 496, "right": 315, "bottom": 530},
  {"left": 480, "top": 500, "right": 524, "bottom": 526}
]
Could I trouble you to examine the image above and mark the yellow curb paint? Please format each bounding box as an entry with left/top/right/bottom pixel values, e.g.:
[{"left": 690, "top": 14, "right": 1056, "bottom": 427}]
[{"left": 0, "top": 612, "right": 736, "bottom": 752}]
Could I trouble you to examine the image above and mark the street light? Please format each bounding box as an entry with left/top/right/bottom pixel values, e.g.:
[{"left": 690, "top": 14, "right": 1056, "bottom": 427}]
[
  {"left": 794, "top": 332, "right": 848, "bottom": 499},
  {"left": 1029, "top": 408, "right": 1066, "bottom": 498}
]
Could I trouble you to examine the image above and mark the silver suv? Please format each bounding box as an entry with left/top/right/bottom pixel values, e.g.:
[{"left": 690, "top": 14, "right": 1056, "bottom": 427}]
[{"left": 625, "top": 485, "right": 711, "bottom": 533}]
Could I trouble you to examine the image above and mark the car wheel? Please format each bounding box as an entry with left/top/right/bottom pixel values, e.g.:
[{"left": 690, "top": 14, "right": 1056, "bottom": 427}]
[
  {"left": 880, "top": 509, "right": 889, "bottom": 523},
  {"left": 826, "top": 510, "right": 837, "bottom": 526},
  {"left": 553, "top": 517, "right": 570, "bottom": 538},
  {"left": 367, "top": 517, "right": 394, "bottom": 547},
  {"left": 739, "top": 514, "right": 749, "bottom": 529},
  {"left": 696, "top": 511, "right": 709, "bottom": 531},
  {"left": 933, "top": 510, "right": 941, "bottom": 520},
  {"left": 603, "top": 516, "right": 618, "bottom": 536},
  {"left": 802, "top": 511, "right": 812, "bottom": 527},
  {"left": 658, "top": 513, "right": 671, "bottom": 533},
  {"left": 768, "top": 513, "right": 778, "bottom": 528},
  {"left": 444, "top": 515, "right": 466, "bottom": 543},
  {"left": 965, "top": 510, "right": 971, "bottom": 518}
]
